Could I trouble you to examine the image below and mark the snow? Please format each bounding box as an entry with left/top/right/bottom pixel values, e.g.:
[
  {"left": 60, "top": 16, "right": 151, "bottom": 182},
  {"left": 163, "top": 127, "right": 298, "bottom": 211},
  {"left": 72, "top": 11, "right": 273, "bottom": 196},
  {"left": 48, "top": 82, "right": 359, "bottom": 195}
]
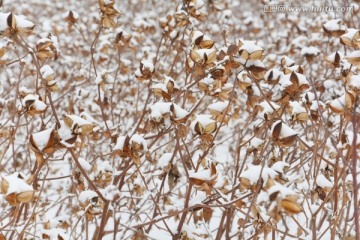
[
  {"left": 96, "top": 160, "right": 113, "bottom": 173},
  {"left": 279, "top": 72, "right": 309, "bottom": 88},
  {"left": 57, "top": 121, "right": 75, "bottom": 143},
  {"left": 258, "top": 101, "right": 280, "bottom": 115},
  {"left": 150, "top": 102, "right": 172, "bottom": 116},
  {"left": 2, "top": 172, "right": 33, "bottom": 195},
  {"left": 191, "top": 114, "right": 216, "bottom": 127},
  {"left": 271, "top": 120, "right": 298, "bottom": 138},
  {"left": 281, "top": 56, "right": 295, "bottom": 67},
  {"left": 95, "top": 71, "right": 114, "bottom": 85},
  {"left": 157, "top": 152, "right": 173, "bottom": 168},
  {"left": 152, "top": 83, "right": 168, "bottom": 93},
  {"left": 0, "top": 13, "right": 8, "bottom": 31},
  {"left": 40, "top": 65, "right": 54, "bottom": 80},
  {"left": 349, "top": 75, "right": 360, "bottom": 89},
  {"left": 289, "top": 101, "right": 306, "bottom": 114},
  {"left": 191, "top": 30, "right": 204, "bottom": 42},
  {"left": 2, "top": 1, "right": 360, "bottom": 239},
  {"left": 22, "top": 94, "right": 47, "bottom": 112},
  {"left": 102, "top": 185, "right": 120, "bottom": 201},
  {"left": 300, "top": 137, "right": 315, "bottom": 148},
  {"left": 316, "top": 174, "right": 333, "bottom": 188},
  {"left": 149, "top": 102, "right": 188, "bottom": 121},
  {"left": 30, "top": 127, "right": 53, "bottom": 151},
  {"left": 130, "top": 134, "right": 147, "bottom": 150},
  {"left": 326, "top": 51, "right": 344, "bottom": 63},
  {"left": 249, "top": 137, "right": 265, "bottom": 148},
  {"left": 79, "top": 112, "right": 98, "bottom": 125},
  {"left": 244, "top": 59, "right": 265, "bottom": 69},
  {"left": 340, "top": 28, "right": 359, "bottom": 40},
  {"left": 113, "top": 136, "right": 127, "bottom": 151},
  {"left": 240, "top": 165, "right": 278, "bottom": 185},
  {"left": 329, "top": 94, "right": 347, "bottom": 111},
  {"left": 188, "top": 191, "right": 207, "bottom": 206},
  {"left": 238, "top": 39, "right": 263, "bottom": 53},
  {"left": 78, "top": 190, "right": 98, "bottom": 204},
  {"left": 141, "top": 60, "right": 154, "bottom": 72},
  {"left": 78, "top": 158, "right": 92, "bottom": 171},
  {"left": 200, "top": 76, "right": 214, "bottom": 86},
  {"left": 346, "top": 50, "right": 360, "bottom": 58},
  {"left": 267, "top": 183, "right": 296, "bottom": 199},
  {"left": 189, "top": 168, "right": 215, "bottom": 181},
  {"left": 301, "top": 46, "right": 320, "bottom": 56},
  {"left": 271, "top": 161, "right": 290, "bottom": 174},
  {"left": 64, "top": 114, "right": 92, "bottom": 127},
  {"left": 65, "top": 10, "right": 79, "bottom": 19},
  {"left": 15, "top": 15, "right": 35, "bottom": 29},
  {"left": 264, "top": 68, "right": 283, "bottom": 81},
  {"left": 208, "top": 101, "right": 228, "bottom": 113},
  {"left": 164, "top": 76, "right": 179, "bottom": 89},
  {"left": 323, "top": 19, "right": 344, "bottom": 32},
  {"left": 191, "top": 48, "right": 216, "bottom": 60},
  {"left": 0, "top": 13, "right": 34, "bottom": 31},
  {"left": 41, "top": 228, "right": 69, "bottom": 240}
]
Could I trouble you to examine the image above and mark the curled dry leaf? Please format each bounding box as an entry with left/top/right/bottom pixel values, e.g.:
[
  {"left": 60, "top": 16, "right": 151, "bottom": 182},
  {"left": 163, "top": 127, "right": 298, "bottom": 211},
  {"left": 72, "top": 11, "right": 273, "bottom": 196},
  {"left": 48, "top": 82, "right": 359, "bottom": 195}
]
[
  {"left": 63, "top": 114, "right": 95, "bottom": 135},
  {"left": 328, "top": 91, "right": 355, "bottom": 114},
  {"left": 190, "top": 48, "right": 217, "bottom": 66},
  {"left": 281, "top": 199, "right": 302, "bottom": 214},
  {"left": 238, "top": 40, "right": 264, "bottom": 61},
  {"left": 189, "top": 162, "right": 217, "bottom": 194},
  {"left": 340, "top": 28, "right": 360, "bottom": 48},
  {"left": 271, "top": 121, "right": 298, "bottom": 147}
]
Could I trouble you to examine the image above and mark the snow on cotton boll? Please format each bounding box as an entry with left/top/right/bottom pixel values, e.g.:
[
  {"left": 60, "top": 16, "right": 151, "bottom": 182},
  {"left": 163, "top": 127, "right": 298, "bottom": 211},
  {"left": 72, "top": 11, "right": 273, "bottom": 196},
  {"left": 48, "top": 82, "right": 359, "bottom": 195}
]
[
  {"left": 266, "top": 182, "right": 302, "bottom": 221},
  {"left": 239, "top": 164, "right": 278, "bottom": 192},
  {"left": 190, "top": 29, "right": 214, "bottom": 49},
  {"left": 36, "top": 36, "right": 61, "bottom": 60},
  {"left": 256, "top": 100, "right": 281, "bottom": 121},
  {"left": 279, "top": 72, "right": 310, "bottom": 97},
  {"left": 288, "top": 101, "right": 309, "bottom": 121},
  {"left": 29, "top": 127, "right": 62, "bottom": 165},
  {"left": 322, "top": 19, "right": 346, "bottom": 37},
  {"left": 347, "top": 74, "right": 360, "bottom": 93},
  {"left": 1, "top": 172, "right": 34, "bottom": 206},
  {"left": 328, "top": 91, "right": 355, "bottom": 114},
  {"left": 340, "top": 28, "right": 360, "bottom": 48},
  {"left": 149, "top": 102, "right": 189, "bottom": 130},
  {"left": 91, "top": 160, "right": 114, "bottom": 188},
  {"left": 40, "top": 64, "right": 58, "bottom": 91},
  {"left": 271, "top": 120, "right": 298, "bottom": 147},
  {"left": 237, "top": 39, "right": 264, "bottom": 61},
  {"left": 0, "top": 12, "right": 34, "bottom": 37},
  {"left": 207, "top": 100, "right": 230, "bottom": 123},
  {"left": 78, "top": 190, "right": 104, "bottom": 221},
  {"left": 63, "top": 114, "right": 96, "bottom": 135},
  {"left": 95, "top": 70, "right": 114, "bottom": 92},
  {"left": 112, "top": 134, "right": 148, "bottom": 165},
  {"left": 345, "top": 50, "right": 360, "bottom": 66},
  {"left": 151, "top": 76, "right": 180, "bottom": 101},
  {"left": 191, "top": 114, "right": 217, "bottom": 135},
  {"left": 190, "top": 48, "right": 217, "bottom": 67},
  {"left": 135, "top": 59, "right": 155, "bottom": 81},
  {"left": 189, "top": 162, "right": 217, "bottom": 195},
  {"left": 98, "top": 0, "right": 121, "bottom": 28},
  {"left": 325, "top": 51, "right": 344, "bottom": 68},
  {"left": 21, "top": 94, "right": 47, "bottom": 116}
]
